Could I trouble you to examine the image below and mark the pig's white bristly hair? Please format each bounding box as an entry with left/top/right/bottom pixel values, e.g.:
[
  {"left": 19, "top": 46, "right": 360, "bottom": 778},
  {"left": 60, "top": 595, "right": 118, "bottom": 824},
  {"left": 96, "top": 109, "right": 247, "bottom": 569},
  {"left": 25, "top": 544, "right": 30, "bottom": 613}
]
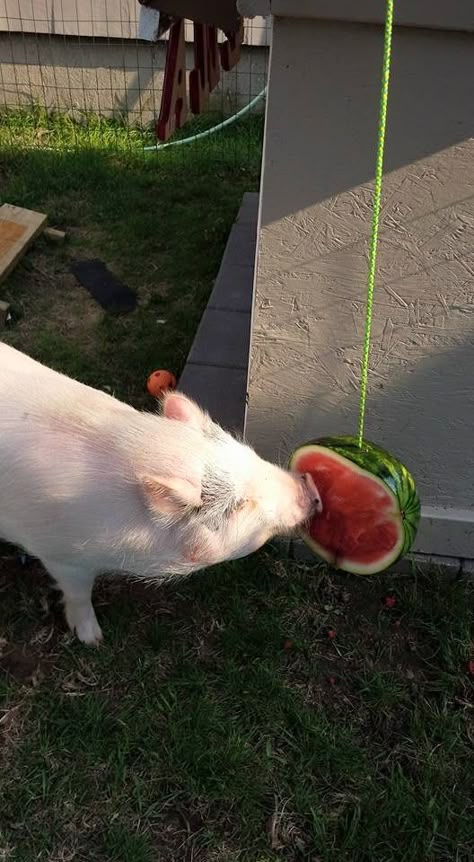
[
  {"left": 119, "top": 411, "right": 265, "bottom": 579},
  {"left": 1, "top": 345, "right": 311, "bottom": 614},
  {"left": 151, "top": 397, "right": 255, "bottom": 526},
  {"left": 12, "top": 381, "right": 250, "bottom": 537},
  {"left": 102, "top": 402, "right": 262, "bottom": 578}
]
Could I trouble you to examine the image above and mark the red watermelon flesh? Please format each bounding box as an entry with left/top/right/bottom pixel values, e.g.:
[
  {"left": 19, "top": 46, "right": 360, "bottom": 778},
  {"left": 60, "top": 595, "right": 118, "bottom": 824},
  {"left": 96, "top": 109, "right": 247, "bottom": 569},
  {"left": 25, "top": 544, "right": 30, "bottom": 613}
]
[{"left": 293, "top": 447, "right": 404, "bottom": 574}]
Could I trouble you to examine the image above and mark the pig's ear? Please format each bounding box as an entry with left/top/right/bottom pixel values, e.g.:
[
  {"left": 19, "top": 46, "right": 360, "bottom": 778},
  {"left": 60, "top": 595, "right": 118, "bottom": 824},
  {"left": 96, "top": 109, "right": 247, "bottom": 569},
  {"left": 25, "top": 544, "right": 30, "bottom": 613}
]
[
  {"left": 141, "top": 475, "right": 202, "bottom": 516},
  {"left": 162, "top": 392, "right": 206, "bottom": 429}
]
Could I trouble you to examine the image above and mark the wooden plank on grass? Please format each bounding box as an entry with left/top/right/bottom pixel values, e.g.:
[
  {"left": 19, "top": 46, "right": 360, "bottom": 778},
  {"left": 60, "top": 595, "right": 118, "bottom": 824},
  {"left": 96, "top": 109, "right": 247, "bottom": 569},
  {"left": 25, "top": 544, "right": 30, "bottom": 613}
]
[{"left": 0, "top": 204, "right": 47, "bottom": 284}]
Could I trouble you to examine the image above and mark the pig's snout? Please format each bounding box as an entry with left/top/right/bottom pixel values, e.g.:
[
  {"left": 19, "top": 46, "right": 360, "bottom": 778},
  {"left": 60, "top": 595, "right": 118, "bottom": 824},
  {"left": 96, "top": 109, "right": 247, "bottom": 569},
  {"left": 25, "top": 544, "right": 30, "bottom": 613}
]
[
  {"left": 302, "top": 472, "right": 322, "bottom": 512},
  {"left": 292, "top": 471, "right": 323, "bottom": 524}
]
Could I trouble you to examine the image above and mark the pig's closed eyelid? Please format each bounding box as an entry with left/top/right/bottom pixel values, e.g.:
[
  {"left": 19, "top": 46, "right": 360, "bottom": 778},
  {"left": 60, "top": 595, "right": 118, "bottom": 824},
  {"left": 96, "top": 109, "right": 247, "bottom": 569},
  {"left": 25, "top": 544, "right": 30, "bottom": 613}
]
[
  {"left": 232, "top": 498, "right": 256, "bottom": 515},
  {"left": 222, "top": 498, "right": 247, "bottom": 519}
]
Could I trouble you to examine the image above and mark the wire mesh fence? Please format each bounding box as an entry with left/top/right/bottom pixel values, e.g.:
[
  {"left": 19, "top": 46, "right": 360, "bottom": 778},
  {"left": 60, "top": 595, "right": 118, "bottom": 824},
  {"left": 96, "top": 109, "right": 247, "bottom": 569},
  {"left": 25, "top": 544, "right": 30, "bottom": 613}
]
[{"left": 0, "top": 0, "right": 269, "bottom": 158}]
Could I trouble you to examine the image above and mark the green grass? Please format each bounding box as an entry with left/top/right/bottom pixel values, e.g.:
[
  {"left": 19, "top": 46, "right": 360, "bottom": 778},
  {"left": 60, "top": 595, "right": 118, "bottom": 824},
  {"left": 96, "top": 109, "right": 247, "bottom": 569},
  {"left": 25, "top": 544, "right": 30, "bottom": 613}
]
[
  {"left": 1, "top": 113, "right": 473, "bottom": 861},
  {"left": 0, "top": 110, "right": 263, "bottom": 405},
  {"left": 0, "top": 554, "right": 473, "bottom": 861},
  {"left": 0, "top": 105, "right": 263, "bottom": 154}
]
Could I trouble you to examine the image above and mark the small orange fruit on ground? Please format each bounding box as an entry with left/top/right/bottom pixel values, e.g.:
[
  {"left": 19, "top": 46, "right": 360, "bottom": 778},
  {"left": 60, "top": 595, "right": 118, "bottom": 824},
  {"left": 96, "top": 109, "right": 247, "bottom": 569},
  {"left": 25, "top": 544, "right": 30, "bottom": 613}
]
[{"left": 146, "top": 369, "right": 176, "bottom": 398}]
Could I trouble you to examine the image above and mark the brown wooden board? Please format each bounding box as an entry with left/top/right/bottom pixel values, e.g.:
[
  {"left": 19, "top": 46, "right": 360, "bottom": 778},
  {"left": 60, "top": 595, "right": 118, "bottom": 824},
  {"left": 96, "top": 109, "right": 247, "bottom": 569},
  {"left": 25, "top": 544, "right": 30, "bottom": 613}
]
[
  {"left": 156, "top": 18, "right": 188, "bottom": 141},
  {"left": 207, "top": 26, "right": 221, "bottom": 91},
  {"left": 189, "top": 22, "right": 210, "bottom": 114},
  {"left": 0, "top": 204, "right": 47, "bottom": 284},
  {"left": 189, "top": 24, "right": 221, "bottom": 115},
  {"left": 220, "top": 21, "right": 244, "bottom": 71}
]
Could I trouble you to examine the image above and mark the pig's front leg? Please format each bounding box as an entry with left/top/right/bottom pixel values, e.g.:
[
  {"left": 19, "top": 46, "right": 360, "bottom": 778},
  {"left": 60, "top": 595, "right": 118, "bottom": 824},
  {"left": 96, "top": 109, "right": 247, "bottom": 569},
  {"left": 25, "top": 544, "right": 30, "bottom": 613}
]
[{"left": 45, "top": 562, "right": 103, "bottom": 645}]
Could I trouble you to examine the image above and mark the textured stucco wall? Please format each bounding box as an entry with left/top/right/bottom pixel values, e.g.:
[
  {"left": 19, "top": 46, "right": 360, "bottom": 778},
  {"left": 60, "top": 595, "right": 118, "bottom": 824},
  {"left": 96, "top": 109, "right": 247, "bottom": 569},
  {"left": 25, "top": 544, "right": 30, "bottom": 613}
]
[
  {"left": 272, "top": 0, "right": 474, "bottom": 32},
  {"left": 246, "top": 17, "right": 474, "bottom": 556}
]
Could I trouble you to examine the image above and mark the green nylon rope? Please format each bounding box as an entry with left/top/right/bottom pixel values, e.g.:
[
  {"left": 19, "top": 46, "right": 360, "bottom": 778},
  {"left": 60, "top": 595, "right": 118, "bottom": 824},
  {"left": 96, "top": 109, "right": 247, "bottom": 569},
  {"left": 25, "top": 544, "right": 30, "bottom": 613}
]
[{"left": 357, "top": 0, "right": 394, "bottom": 447}]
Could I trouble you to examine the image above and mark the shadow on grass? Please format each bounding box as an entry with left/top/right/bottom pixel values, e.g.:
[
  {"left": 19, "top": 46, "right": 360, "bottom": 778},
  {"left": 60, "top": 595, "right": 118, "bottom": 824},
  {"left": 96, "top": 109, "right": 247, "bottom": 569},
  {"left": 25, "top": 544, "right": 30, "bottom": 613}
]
[
  {"left": 0, "top": 549, "right": 473, "bottom": 862},
  {"left": 0, "top": 117, "right": 263, "bottom": 406}
]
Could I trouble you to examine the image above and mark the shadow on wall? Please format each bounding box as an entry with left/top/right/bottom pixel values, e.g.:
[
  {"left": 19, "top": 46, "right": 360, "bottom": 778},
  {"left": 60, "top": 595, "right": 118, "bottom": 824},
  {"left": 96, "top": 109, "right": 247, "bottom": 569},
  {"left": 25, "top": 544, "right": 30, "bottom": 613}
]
[
  {"left": 247, "top": 17, "right": 474, "bottom": 557},
  {"left": 249, "top": 130, "right": 474, "bottom": 503},
  {"left": 248, "top": 334, "right": 474, "bottom": 511},
  {"left": 260, "top": 20, "right": 474, "bottom": 226}
]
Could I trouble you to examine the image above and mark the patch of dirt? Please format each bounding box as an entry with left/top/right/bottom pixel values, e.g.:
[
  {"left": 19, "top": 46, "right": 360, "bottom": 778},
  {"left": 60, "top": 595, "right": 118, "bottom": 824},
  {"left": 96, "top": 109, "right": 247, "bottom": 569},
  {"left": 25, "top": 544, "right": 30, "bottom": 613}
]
[
  {"left": 0, "top": 550, "right": 209, "bottom": 668},
  {"left": 277, "top": 569, "right": 445, "bottom": 718},
  {"left": 0, "top": 550, "right": 66, "bottom": 662},
  {"left": 0, "top": 646, "right": 45, "bottom": 684},
  {"left": 5, "top": 253, "right": 104, "bottom": 357}
]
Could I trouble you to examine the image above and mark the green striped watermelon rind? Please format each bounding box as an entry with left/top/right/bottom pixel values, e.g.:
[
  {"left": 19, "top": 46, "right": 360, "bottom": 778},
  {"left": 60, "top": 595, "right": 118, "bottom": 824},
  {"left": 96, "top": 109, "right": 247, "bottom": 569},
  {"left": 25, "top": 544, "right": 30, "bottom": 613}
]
[{"left": 290, "top": 435, "right": 421, "bottom": 573}]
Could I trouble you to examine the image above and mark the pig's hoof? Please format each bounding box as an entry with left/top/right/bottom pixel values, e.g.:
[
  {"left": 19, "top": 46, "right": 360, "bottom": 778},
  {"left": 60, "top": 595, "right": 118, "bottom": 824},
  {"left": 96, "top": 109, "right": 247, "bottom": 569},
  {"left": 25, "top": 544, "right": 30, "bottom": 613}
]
[
  {"left": 75, "top": 617, "right": 103, "bottom": 646},
  {"left": 64, "top": 598, "right": 103, "bottom": 646},
  {"left": 66, "top": 607, "right": 103, "bottom": 646}
]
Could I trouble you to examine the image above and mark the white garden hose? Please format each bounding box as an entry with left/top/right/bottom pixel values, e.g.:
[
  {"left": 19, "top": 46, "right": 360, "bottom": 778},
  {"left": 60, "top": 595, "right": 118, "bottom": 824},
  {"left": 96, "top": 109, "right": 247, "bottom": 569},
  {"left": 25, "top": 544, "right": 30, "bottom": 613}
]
[{"left": 143, "top": 86, "right": 267, "bottom": 151}]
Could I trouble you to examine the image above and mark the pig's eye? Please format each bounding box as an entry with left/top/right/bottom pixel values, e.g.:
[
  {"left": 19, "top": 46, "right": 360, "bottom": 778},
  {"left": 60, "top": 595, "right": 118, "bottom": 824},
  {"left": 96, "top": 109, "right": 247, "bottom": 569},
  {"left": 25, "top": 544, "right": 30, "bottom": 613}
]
[
  {"left": 220, "top": 498, "right": 248, "bottom": 520},
  {"left": 220, "top": 498, "right": 245, "bottom": 519},
  {"left": 230, "top": 498, "right": 257, "bottom": 517},
  {"left": 199, "top": 490, "right": 245, "bottom": 520}
]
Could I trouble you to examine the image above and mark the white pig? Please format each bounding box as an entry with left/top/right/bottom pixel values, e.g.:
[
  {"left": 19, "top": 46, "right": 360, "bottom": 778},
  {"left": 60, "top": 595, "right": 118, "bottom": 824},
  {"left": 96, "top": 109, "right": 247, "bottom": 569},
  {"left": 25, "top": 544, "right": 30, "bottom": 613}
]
[{"left": 0, "top": 343, "right": 321, "bottom": 644}]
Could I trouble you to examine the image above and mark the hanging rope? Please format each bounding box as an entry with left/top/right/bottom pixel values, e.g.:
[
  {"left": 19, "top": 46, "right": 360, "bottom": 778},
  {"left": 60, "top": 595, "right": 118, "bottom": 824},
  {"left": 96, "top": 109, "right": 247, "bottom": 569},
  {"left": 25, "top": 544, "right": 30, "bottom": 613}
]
[{"left": 357, "top": 0, "right": 394, "bottom": 447}]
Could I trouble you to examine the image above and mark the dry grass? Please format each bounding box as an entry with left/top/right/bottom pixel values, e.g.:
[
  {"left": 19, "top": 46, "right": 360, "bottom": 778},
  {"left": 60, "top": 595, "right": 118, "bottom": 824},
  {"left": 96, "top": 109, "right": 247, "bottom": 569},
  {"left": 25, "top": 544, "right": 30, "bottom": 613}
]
[
  {"left": 0, "top": 115, "right": 263, "bottom": 407},
  {"left": 1, "top": 549, "right": 473, "bottom": 862}
]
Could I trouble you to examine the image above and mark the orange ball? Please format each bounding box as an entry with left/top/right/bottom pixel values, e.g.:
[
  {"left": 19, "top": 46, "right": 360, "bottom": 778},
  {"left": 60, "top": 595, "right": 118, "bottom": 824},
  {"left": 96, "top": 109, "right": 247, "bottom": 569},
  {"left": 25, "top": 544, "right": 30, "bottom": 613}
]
[{"left": 146, "top": 369, "right": 176, "bottom": 398}]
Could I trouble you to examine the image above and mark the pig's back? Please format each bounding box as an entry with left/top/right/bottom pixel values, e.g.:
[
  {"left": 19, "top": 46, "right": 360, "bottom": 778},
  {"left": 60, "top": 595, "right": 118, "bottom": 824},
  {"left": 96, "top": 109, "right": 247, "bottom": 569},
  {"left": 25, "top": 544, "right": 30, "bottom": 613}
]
[
  {"left": 0, "top": 343, "right": 205, "bottom": 569},
  {"left": 0, "top": 342, "right": 133, "bottom": 420},
  {"left": 0, "top": 344, "right": 146, "bottom": 557}
]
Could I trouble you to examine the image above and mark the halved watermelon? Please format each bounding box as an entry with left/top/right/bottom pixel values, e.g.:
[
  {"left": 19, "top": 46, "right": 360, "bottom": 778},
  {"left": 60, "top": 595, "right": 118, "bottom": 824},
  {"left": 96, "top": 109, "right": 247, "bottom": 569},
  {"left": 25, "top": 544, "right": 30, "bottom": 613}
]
[{"left": 290, "top": 436, "right": 420, "bottom": 575}]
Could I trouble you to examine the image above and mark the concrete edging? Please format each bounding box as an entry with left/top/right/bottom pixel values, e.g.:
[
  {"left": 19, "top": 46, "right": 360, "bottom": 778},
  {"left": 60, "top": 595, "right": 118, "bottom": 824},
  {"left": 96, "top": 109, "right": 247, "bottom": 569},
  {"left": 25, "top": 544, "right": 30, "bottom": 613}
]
[{"left": 178, "top": 192, "right": 258, "bottom": 432}]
